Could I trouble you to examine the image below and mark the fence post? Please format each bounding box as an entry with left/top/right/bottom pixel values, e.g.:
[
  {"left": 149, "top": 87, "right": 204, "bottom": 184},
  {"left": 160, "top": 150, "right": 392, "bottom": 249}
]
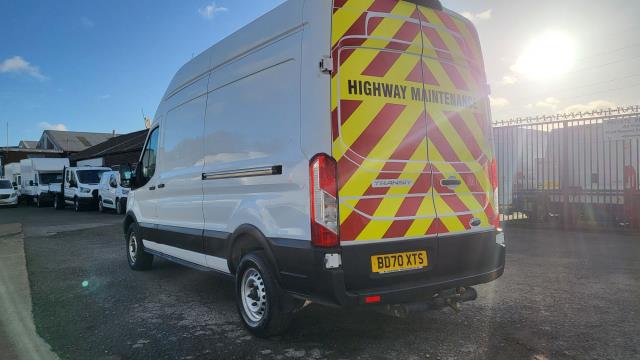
[{"left": 561, "top": 121, "right": 571, "bottom": 230}]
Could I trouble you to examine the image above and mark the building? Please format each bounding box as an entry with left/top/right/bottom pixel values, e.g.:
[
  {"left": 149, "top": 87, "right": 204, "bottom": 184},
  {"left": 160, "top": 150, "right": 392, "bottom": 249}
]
[
  {"left": 18, "top": 140, "right": 38, "bottom": 149},
  {"left": 37, "top": 130, "right": 118, "bottom": 156},
  {"left": 69, "top": 129, "right": 148, "bottom": 169}
]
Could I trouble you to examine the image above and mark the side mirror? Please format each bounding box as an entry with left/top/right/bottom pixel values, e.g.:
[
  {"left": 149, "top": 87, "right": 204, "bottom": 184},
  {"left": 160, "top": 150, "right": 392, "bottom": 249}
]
[
  {"left": 132, "top": 161, "right": 144, "bottom": 190},
  {"left": 12, "top": 182, "right": 16, "bottom": 187},
  {"left": 29, "top": 180, "right": 34, "bottom": 186},
  {"left": 34, "top": 183, "right": 39, "bottom": 187}
]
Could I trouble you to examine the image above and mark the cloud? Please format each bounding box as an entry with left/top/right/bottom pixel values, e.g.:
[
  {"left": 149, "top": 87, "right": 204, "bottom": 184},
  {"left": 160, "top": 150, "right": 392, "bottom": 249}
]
[
  {"left": 534, "top": 97, "right": 561, "bottom": 110},
  {"left": 98, "top": 94, "right": 111, "bottom": 100},
  {"left": 490, "top": 96, "right": 510, "bottom": 109},
  {"left": 563, "top": 100, "right": 617, "bottom": 113},
  {"left": 500, "top": 75, "right": 518, "bottom": 85},
  {"left": 81, "top": 16, "right": 94, "bottom": 28},
  {"left": 38, "top": 122, "right": 67, "bottom": 131},
  {"left": 461, "top": 9, "right": 492, "bottom": 23},
  {"left": 0, "top": 56, "right": 47, "bottom": 80},
  {"left": 198, "top": 2, "right": 228, "bottom": 19}
]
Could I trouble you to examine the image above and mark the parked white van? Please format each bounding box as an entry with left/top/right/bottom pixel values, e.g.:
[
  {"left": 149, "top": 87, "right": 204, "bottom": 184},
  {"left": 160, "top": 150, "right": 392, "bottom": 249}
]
[
  {"left": 20, "top": 158, "right": 69, "bottom": 207},
  {"left": 53, "top": 166, "right": 111, "bottom": 211},
  {"left": 3, "top": 162, "right": 21, "bottom": 194},
  {"left": 0, "top": 179, "right": 19, "bottom": 207},
  {"left": 98, "top": 170, "right": 130, "bottom": 214},
  {"left": 124, "top": 0, "right": 505, "bottom": 336}
]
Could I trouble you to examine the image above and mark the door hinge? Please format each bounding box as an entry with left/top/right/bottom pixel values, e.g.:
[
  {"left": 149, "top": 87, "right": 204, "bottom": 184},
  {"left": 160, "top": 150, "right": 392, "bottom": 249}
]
[{"left": 319, "top": 56, "right": 333, "bottom": 74}]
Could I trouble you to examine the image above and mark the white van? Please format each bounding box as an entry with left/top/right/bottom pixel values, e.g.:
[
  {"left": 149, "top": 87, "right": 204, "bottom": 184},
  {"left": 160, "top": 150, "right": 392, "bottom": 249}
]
[
  {"left": 124, "top": 0, "right": 505, "bottom": 336},
  {"left": 0, "top": 179, "right": 19, "bottom": 207},
  {"left": 20, "top": 158, "right": 69, "bottom": 207},
  {"left": 3, "top": 163, "right": 21, "bottom": 196},
  {"left": 98, "top": 170, "right": 130, "bottom": 214},
  {"left": 53, "top": 166, "right": 111, "bottom": 211}
]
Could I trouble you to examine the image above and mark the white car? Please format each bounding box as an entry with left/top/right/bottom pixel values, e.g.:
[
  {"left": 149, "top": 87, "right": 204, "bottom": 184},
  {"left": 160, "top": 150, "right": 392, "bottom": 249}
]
[
  {"left": 123, "top": 0, "right": 504, "bottom": 337},
  {"left": 0, "top": 179, "right": 19, "bottom": 207},
  {"left": 98, "top": 171, "right": 130, "bottom": 215}
]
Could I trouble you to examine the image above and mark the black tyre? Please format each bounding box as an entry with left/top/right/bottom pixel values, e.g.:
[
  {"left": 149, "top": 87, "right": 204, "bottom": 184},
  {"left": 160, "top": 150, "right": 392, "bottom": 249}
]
[
  {"left": 98, "top": 197, "right": 105, "bottom": 213},
  {"left": 116, "top": 198, "right": 124, "bottom": 215},
  {"left": 126, "top": 223, "right": 153, "bottom": 270},
  {"left": 235, "top": 251, "right": 293, "bottom": 337},
  {"left": 35, "top": 196, "right": 42, "bottom": 208},
  {"left": 74, "top": 197, "right": 81, "bottom": 212},
  {"left": 54, "top": 195, "right": 64, "bottom": 210}
]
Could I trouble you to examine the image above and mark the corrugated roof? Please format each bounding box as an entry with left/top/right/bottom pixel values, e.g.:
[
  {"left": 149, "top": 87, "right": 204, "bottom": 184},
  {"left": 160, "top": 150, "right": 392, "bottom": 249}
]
[
  {"left": 18, "top": 140, "right": 38, "bottom": 149},
  {"left": 70, "top": 130, "right": 148, "bottom": 162},
  {"left": 43, "top": 130, "right": 117, "bottom": 152}
]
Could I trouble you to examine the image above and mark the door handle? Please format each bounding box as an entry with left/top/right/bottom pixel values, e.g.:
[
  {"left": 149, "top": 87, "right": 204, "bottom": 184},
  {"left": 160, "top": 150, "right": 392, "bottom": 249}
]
[
  {"left": 157, "top": 183, "right": 165, "bottom": 189},
  {"left": 149, "top": 186, "right": 156, "bottom": 191},
  {"left": 441, "top": 177, "right": 462, "bottom": 188}
]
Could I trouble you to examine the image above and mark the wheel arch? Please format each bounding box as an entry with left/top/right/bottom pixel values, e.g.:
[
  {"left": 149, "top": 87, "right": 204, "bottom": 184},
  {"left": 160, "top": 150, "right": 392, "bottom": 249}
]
[
  {"left": 123, "top": 211, "right": 138, "bottom": 236},
  {"left": 227, "top": 224, "right": 279, "bottom": 277}
]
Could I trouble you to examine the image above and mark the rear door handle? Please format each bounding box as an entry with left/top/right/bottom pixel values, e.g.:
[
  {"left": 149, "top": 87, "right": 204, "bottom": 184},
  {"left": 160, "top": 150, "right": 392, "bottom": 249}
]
[
  {"left": 157, "top": 183, "right": 165, "bottom": 189},
  {"left": 441, "top": 177, "right": 462, "bottom": 188}
]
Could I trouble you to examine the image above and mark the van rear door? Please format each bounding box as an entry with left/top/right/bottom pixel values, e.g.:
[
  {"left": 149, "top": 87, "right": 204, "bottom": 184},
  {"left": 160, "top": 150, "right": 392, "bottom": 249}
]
[
  {"left": 416, "top": 5, "right": 497, "bottom": 236},
  {"left": 332, "top": 0, "right": 438, "bottom": 244}
]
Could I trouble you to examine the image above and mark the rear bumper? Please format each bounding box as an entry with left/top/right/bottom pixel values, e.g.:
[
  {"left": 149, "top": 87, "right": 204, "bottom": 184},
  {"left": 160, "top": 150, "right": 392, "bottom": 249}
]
[{"left": 272, "top": 231, "right": 505, "bottom": 307}]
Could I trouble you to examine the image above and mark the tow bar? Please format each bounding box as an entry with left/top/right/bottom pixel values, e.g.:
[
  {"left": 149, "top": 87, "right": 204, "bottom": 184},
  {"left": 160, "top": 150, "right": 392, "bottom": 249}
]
[{"left": 377, "top": 287, "right": 478, "bottom": 318}]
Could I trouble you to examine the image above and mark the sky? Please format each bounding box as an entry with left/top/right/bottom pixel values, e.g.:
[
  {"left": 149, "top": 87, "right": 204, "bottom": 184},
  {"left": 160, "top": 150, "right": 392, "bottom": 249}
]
[{"left": 1, "top": 0, "right": 640, "bottom": 146}]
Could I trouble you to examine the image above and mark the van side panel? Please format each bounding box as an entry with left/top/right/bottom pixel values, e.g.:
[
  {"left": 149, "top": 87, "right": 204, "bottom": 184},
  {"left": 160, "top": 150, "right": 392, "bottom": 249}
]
[
  {"left": 156, "top": 76, "right": 208, "bottom": 232},
  {"left": 202, "top": 25, "right": 307, "bottom": 245}
]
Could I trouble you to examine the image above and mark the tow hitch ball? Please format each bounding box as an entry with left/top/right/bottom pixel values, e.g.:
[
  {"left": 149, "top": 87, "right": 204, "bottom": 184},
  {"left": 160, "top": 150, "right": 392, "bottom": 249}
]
[
  {"left": 380, "top": 287, "right": 478, "bottom": 317},
  {"left": 429, "top": 286, "right": 477, "bottom": 313}
]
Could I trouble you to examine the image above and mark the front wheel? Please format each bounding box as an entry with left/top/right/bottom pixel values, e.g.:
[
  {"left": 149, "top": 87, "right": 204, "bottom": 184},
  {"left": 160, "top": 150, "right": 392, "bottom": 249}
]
[
  {"left": 98, "top": 198, "right": 105, "bottom": 213},
  {"left": 236, "top": 251, "right": 293, "bottom": 337},
  {"left": 54, "top": 195, "right": 63, "bottom": 210},
  {"left": 74, "top": 197, "right": 81, "bottom": 212},
  {"left": 126, "top": 223, "right": 153, "bottom": 270},
  {"left": 35, "top": 196, "right": 42, "bottom": 208}
]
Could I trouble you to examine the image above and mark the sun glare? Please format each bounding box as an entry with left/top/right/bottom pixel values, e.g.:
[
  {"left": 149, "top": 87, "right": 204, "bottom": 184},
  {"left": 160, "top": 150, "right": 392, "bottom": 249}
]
[{"left": 511, "top": 30, "right": 576, "bottom": 79}]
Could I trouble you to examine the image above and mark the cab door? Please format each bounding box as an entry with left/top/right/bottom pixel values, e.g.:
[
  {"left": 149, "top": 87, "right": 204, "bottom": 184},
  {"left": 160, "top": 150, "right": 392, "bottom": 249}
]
[
  {"left": 332, "top": 0, "right": 438, "bottom": 243},
  {"left": 416, "top": 6, "right": 497, "bottom": 236}
]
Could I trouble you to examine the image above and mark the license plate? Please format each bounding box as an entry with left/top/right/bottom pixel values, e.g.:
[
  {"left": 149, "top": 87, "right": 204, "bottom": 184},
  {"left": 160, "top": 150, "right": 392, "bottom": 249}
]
[{"left": 371, "top": 251, "right": 428, "bottom": 274}]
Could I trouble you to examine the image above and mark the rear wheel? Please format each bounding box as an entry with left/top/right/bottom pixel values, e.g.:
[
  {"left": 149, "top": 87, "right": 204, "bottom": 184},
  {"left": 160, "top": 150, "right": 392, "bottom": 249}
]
[
  {"left": 235, "top": 251, "right": 293, "bottom": 337},
  {"left": 126, "top": 223, "right": 153, "bottom": 270}
]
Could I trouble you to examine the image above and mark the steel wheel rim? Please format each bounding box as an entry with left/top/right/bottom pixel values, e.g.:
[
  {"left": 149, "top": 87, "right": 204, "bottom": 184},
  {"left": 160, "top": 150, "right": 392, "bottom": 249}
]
[
  {"left": 241, "top": 268, "right": 267, "bottom": 324},
  {"left": 116, "top": 200, "right": 121, "bottom": 214},
  {"left": 128, "top": 233, "right": 137, "bottom": 263}
]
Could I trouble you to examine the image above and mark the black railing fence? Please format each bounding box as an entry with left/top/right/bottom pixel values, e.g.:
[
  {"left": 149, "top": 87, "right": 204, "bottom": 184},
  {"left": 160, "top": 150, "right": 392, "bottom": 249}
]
[{"left": 493, "top": 106, "right": 640, "bottom": 231}]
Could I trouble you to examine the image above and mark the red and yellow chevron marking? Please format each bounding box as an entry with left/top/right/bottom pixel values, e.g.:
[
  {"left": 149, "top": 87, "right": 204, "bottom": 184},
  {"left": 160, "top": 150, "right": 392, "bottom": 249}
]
[{"left": 331, "top": 0, "right": 497, "bottom": 242}]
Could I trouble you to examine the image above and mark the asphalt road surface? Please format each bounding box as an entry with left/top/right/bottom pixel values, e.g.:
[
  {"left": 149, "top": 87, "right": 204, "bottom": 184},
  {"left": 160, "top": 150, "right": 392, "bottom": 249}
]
[{"left": 1, "top": 206, "right": 639, "bottom": 360}]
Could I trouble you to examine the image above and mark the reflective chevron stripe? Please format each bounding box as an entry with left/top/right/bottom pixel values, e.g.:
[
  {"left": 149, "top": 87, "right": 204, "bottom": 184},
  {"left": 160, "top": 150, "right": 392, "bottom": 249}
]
[{"left": 332, "top": 0, "right": 497, "bottom": 243}]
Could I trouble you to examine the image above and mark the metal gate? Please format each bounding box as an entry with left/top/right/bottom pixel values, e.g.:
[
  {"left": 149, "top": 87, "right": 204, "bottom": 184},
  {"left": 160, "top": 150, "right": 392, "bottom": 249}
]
[{"left": 493, "top": 106, "right": 640, "bottom": 231}]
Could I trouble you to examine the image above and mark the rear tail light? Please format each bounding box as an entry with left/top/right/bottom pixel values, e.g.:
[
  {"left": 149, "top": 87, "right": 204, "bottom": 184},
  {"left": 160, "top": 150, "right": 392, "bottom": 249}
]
[
  {"left": 309, "top": 154, "right": 339, "bottom": 248},
  {"left": 489, "top": 158, "right": 501, "bottom": 229}
]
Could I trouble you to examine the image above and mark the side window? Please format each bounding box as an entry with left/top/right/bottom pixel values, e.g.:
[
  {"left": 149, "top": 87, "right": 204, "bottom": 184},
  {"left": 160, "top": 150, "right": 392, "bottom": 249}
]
[{"left": 141, "top": 128, "right": 159, "bottom": 182}]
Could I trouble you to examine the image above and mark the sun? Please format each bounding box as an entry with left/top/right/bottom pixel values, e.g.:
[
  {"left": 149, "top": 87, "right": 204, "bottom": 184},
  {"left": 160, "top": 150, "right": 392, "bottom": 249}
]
[{"left": 511, "top": 30, "right": 576, "bottom": 79}]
